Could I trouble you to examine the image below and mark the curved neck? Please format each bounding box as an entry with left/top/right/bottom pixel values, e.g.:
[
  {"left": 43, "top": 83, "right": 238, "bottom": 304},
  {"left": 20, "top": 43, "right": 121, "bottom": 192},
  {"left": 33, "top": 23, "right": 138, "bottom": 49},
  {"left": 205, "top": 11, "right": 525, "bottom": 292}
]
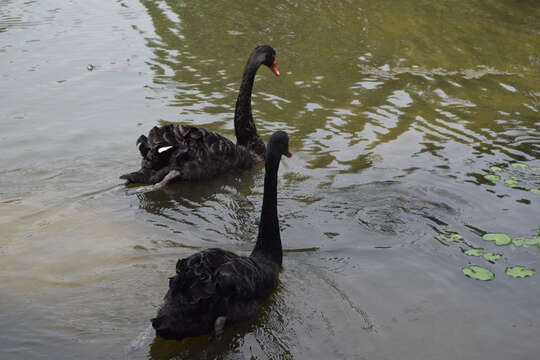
[
  {"left": 234, "top": 57, "right": 262, "bottom": 147},
  {"left": 251, "top": 152, "right": 282, "bottom": 266}
]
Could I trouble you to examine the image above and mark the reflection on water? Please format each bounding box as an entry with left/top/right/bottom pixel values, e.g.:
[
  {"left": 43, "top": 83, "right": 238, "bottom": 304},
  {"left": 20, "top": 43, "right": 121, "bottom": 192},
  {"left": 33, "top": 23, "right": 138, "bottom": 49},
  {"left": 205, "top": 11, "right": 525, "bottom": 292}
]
[
  {"left": 133, "top": 169, "right": 262, "bottom": 246},
  {"left": 1, "top": 0, "right": 539, "bottom": 359}
]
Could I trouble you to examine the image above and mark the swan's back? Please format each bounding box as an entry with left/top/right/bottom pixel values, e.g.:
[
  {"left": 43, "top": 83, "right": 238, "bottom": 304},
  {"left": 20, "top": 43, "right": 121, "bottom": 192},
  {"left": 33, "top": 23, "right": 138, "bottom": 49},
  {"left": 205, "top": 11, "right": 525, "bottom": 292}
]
[
  {"left": 120, "top": 124, "right": 258, "bottom": 185},
  {"left": 152, "top": 248, "right": 280, "bottom": 340}
]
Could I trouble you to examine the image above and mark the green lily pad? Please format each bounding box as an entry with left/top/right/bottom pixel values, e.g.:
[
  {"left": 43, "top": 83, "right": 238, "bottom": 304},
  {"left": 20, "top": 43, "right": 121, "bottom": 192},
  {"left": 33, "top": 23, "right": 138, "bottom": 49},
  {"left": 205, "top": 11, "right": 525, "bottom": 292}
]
[
  {"left": 504, "top": 179, "right": 517, "bottom": 188},
  {"left": 523, "top": 236, "right": 540, "bottom": 247},
  {"left": 483, "top": 253, "right": 501, "bottom": 262},
  {"left": 482, "top": 233, "right": 511, "bottom": 246},
  {"left": 506, "top": 266, "right": 534, "bottom": 278},
  {"left": 511, "top": 163, "right": 528, "bottom": 169},
  {"left": 513, "top": 237, "right": 539, "bottom": 247},
  {"left": 530, "top": 189, "right": 540, "bottom": 195},
  {"left": 531, "top": 167, "right": 540, "bottom": 171},
  {"left": 489, "top": 166, "right": 502, "bottom": 172},
  {"left": 484, "top": 174, "right": 500, "bottom": 181},
  {"left": 463, "top": 266, "right": 495, "bottom": 281},
  {"left": 464, "top": 249, "right": 483, "bottom": 257},
  {"left": 438, "top": 233, "right": 462, "bottom": 242}
]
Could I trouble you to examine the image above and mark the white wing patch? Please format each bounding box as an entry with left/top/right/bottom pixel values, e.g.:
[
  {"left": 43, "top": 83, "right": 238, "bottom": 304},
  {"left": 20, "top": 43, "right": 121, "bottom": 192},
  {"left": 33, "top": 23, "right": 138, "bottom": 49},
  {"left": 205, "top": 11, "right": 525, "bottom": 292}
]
[{"left": 158, "top": 146, "right": 173, "bottom": 153}]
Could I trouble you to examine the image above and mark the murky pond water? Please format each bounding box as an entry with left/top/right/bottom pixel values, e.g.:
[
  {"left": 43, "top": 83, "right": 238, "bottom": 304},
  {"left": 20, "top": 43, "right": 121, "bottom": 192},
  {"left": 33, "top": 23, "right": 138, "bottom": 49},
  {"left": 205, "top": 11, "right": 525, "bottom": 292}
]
[{"left": 1, "top": 0, "right": 539, "bottom": 359}]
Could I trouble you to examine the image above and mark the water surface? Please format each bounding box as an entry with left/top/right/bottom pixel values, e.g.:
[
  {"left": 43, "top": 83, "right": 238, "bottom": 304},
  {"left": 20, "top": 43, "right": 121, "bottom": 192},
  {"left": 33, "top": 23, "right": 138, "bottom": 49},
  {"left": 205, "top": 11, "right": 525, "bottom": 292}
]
[{"left": 1, "top": 0, "right": 539, "bottom": 359}]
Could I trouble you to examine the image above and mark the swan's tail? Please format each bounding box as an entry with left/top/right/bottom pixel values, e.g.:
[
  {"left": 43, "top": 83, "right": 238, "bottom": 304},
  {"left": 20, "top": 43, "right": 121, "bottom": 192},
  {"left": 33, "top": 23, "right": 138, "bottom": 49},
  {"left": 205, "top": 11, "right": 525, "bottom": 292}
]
[
  {"left": 119, "top": 170, "right": 147, "bottom": 184},
  {"left": 136, "top": 135, "right": 150, "bottom": 157}
]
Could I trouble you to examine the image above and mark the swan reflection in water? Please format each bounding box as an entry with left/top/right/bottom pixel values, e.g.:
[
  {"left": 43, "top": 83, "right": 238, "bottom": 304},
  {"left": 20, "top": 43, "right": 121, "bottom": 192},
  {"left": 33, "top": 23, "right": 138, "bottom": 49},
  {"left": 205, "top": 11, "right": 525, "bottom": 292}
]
[{"left": 133, "top": 166, "right": 262, "bottom": 246}]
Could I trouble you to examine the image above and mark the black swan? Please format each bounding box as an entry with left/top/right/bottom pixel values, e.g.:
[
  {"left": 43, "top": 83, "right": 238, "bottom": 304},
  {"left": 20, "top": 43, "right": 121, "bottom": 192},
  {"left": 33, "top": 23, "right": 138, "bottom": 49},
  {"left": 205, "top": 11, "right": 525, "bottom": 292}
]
[
  {"left": 151, "top": 130, "right": 292, "bottom": 340},
  {"left": 120, "top": 45, "right": 280, "bottom": 188}
]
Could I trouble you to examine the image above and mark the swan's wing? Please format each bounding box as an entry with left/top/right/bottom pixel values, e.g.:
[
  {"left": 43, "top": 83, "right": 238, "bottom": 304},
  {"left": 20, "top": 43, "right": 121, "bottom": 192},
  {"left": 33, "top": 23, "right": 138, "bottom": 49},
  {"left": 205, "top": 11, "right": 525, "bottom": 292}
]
[
  {"left": 172, "top": 248, "right": 275, "bottom": 304},
  {"left": 121, "top": 124, "right": 256, "bottom": 184},
  {"left": 146, "top": 124, "right": 237, "bottom": 159},
  {"left": 172, "top": 248, "right": 237, "bottom": 304},
  {"left": 213, "top": 256, "right": 277, "bottom": 300}
]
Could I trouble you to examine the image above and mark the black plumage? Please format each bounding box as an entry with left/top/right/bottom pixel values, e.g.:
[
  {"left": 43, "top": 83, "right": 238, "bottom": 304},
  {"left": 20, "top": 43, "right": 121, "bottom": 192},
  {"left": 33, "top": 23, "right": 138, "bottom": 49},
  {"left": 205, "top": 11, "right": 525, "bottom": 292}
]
[
  {"left": 151, "top": 131, "right": 292, "bottom": 341},
  {"left": 120, "top": 45, "right": 280, "bottom": 187}
]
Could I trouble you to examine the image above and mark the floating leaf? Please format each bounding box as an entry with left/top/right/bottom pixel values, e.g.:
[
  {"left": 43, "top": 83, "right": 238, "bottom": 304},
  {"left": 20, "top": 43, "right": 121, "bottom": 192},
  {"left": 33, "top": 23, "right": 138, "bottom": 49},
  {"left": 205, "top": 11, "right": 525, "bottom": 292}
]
[
  {"left": 504, "top": 179, "right": 517, "bottom": 188},
  {"left": 463, "top": 266, "right": 495, "bottom": 281},
  {"left": 438, "top": 233, "right": 462, "bottom": 242},
  {"left": 482, "top": 233, "right": 511, "bottom": 246},
  {"left": 438, "top": 234, "right": 451, "bottom": 242},
  {"left": 531, "top": 167, "right": 540, "bottom": 171},
  {"left": 523, "top": 236, "right": 540, "bottom": 247},
  {"left": 489, "top": 166, "right": 502, "bottom": 172},
  {"left": 506, "top": 266, "right": 534, "bottom": 278},
  {"left": 530, "top": 189, "right": 540, "bottom": 195},
  {"left": 484, "top": 174, "right": 499, "bottom": 181},
  {"left": 464, "top": 249, "right": 483, "bottom": 256},
  {"left": 483, "top": 253, "right": 501, "bottom": 262},
  {"left": 512, "top": 237, "right": 539, "bottom": 247},
  {"left": 511, "top": 163, "right": 528, "bottom": 169}
]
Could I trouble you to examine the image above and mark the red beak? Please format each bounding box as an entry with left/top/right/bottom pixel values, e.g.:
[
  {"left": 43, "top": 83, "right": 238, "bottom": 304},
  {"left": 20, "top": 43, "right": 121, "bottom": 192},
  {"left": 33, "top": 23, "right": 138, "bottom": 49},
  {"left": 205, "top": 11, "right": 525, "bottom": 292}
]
[
  {"left": 270, "top": 63, "right": 280, "bottom": 76},
  {"left": 270, "top": 57, "right": 280, "bottom": 76},
  {"left": 285, "top": 150, "right": 292, "bottom": 158}
]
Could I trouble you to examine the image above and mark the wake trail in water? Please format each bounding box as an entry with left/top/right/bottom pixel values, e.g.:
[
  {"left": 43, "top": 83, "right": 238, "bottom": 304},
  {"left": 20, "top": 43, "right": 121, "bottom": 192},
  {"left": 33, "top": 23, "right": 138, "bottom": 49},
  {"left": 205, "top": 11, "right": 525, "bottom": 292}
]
[{"left": 125, "top": 324, "right": 154, "bottom": 359}]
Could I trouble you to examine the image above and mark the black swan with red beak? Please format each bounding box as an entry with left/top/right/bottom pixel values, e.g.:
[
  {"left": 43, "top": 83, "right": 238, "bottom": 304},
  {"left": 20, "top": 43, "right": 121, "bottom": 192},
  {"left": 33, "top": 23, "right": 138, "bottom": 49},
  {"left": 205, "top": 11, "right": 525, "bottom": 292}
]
[
  {"left": 120, "top": 45, "right": 280, "bottom": 187},
  {"left": 151, "top": 131, "right": 291, "bottom": 340}
]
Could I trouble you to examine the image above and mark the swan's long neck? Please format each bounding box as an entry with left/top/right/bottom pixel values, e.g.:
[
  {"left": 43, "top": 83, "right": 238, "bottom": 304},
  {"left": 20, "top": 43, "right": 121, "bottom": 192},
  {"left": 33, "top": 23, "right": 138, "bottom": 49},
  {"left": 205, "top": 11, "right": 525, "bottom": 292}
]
[
  {"left": 251, "top": 152, "right": 282, "bottom": 266},
  {"left": 234, "top": 58, "right": 262, "bottom": 148}
]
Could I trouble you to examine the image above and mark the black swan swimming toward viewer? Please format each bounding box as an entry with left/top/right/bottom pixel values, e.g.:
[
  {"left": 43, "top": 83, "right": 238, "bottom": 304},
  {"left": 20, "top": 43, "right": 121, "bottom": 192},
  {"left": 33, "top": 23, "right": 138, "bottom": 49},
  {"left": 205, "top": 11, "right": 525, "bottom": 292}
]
[
  {"left": 120, "top": 45, "right": 280, "bottom": 188},
  {"left": 151, "top": 130, "right": 292, "bottom": 340}
]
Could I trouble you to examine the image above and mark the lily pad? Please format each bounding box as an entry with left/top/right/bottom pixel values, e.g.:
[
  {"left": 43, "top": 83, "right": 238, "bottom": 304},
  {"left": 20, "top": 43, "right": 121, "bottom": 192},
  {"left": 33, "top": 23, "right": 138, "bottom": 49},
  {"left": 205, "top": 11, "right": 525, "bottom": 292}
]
[
  {"left": 511, "top": 163, "right": 528, "bottom": 169},
  {"left": 464, "top": 249, "right": 483, "bottom": 257},
  {"left": 483, "top": 253, "right": 501, "bottom": 262},
  {"left": 482, "top": 233, "right": 511, "bottom": 246},
  {"left": 463, "top": 266, "right": 495, "bottom": 281},
  {"left": 523, "top": 236, "right": 540, "bottom": 247},
  {"left": 504, "top": 179, "right": 517, "bottom": 188},
  {"left": 530, "top": 189, "right": 540, "bottom": 195},
  {"left": 438, "top": 233, "right": 462, "bottom": 242},
  {"left": 512, "top": 237, "right": 525, "bottom": 247},
  {"left": 531, "top": 167, "right": 540, "bottom": 171},
  {"left": 484, "top": 174, "right": 500, "bottom": 181},
  {"left": 489, "top": 166, "right": 502, "bottom": 172},
  {"left": 506, "top": 266, "right": 534, "bottom": 278}
]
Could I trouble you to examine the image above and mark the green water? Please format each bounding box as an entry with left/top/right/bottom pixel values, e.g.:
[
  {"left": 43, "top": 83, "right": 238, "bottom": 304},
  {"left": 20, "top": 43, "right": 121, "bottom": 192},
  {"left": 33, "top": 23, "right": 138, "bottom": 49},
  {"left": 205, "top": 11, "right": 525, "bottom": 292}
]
[{"left": 1, "top": 0, "right": 539, "bottom": 359}]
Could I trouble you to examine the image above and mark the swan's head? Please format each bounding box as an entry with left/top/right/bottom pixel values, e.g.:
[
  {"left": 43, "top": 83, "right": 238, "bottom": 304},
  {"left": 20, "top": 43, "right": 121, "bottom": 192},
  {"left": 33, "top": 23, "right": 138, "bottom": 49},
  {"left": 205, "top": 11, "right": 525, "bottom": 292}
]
[
  {"left": 253, "top": 45, "right": 280, "bottom": 76},
  {"left": 267, "top": 130, "right": 292, "bottom": 159}
]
